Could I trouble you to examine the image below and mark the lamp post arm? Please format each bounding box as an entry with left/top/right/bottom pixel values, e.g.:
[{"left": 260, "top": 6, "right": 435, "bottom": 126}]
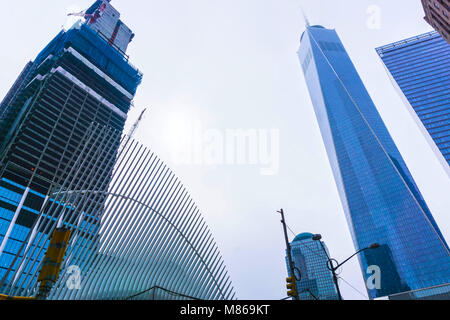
[{"left": 335, "top": 247, "right": 369, "bottom": 270}]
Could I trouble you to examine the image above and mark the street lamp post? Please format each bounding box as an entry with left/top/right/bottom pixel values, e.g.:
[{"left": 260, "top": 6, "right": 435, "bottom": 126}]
[
  {"left": 277, "top": 209, "right": 300, "bottom": 300},
  {"left": 312, "top": 234, "right": 379, "bottom": 300}
]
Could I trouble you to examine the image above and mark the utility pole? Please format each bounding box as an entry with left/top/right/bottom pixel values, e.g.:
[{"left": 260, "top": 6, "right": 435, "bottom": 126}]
[{"left": 277, "top": 209, "right": 299, "bottom": 300}]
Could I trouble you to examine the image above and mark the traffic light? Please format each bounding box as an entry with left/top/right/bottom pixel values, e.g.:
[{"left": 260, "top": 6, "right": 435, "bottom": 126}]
[{"left": 286, "top": 276, "right": 298, "bottom": 298}]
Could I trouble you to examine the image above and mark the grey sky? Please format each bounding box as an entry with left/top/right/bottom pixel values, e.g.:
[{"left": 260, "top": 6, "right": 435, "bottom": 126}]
[{"left": 1, "top": 0, "right": 449, "bottom": 300}]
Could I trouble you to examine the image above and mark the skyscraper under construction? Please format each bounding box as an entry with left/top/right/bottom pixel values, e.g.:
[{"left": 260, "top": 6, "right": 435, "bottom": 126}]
[{"left": 0, "top": 0, "right": 142, "bottom": 292}]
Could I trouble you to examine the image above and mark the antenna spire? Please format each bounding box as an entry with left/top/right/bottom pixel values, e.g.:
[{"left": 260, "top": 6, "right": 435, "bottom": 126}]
[{"left": 300, "top": 6, "right": 311, "bottom": 27}]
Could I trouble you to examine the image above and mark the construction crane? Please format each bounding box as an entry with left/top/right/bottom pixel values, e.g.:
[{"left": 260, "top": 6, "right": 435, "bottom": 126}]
[
  {"left": 67, "top": 10, "right": 87, "bottom": 18},
  {"left": 116, "top": 108, "right": 148, "bottom": 156},
  {"left": 67, "top": 9, "right": 96, "bottom": 23},
  {"left": 67, "top": 0, "right": 109, "bottom": 24},
  {"left": 127, "top": 108, "right": 147, "bottom": 138}
]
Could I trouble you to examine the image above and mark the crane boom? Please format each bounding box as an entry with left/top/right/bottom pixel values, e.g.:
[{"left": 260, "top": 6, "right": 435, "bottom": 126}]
[
  {"left": 67, "top": 10, "right": 87, "bottom": 18},
  {"left": 127, "top": 108, "right": 147, "bottom": 138}
]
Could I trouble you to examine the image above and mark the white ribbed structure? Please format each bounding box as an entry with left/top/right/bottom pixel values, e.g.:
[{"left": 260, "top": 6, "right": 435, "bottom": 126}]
[{"left": 1, "top": 124, "right": 235, "bottom": 300}]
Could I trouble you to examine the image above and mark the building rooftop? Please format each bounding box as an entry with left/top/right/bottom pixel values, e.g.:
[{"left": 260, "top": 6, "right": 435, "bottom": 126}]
[
  {"left": 300, "top": 25, "right": 327, "bottom": 42},
  {"left": 293, "top": 232, "right": 314, "bottom": 242},
  {"left": 376, "top": 31, "right": 440, "bottom": 55}
]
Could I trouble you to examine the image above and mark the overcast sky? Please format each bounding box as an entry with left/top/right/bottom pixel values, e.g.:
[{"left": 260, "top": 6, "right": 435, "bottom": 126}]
[{"left": 1, "top": 0, "right": 449, "bottom": 300}]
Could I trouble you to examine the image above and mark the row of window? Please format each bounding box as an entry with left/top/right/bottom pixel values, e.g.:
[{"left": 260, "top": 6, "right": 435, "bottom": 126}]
[
  {"left": 380, "top": 37, "right": 446, "bottom": 64},
  {"left": 385, "top": 48, "right": 449, "bottom": 75}
]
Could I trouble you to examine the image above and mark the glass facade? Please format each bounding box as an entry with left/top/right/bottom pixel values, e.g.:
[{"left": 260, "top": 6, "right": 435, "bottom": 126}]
[
  {"left": 298, "top": 25, "right": 450, "bottom": 299},
  {"left": 286, "top": 233, "right": 339, "bottom": 300},
  {"left": 376, "top": 31, "right": 450, "bottom": 168}
]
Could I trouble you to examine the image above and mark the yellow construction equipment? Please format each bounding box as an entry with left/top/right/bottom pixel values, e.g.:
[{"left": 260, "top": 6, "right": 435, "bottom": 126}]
[
  {"left": 0, "top": 228, "right": 71, "bottom": 301},
  {"left": 0, "top": 294, "right": 36, "bottom": 301},
  {"left": 36, "top": 228, "right": 72, "bottom": 300}
]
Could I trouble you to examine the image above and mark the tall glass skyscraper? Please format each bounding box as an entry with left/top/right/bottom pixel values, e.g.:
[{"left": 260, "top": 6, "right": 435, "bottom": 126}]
[
  {"left": 286, "top": 233, "right": 339, "bottom": 300},
  {"left": 298, "top": 25, "right": 450, "bottom": 299},
  {"left": 376, "top": 31, "right": 450, "bottom": 174}
]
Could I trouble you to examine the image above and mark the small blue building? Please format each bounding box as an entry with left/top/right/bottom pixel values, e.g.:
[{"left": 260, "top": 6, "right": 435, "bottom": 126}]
[{"left": 286, "top": 233, "right": 339, "bottom": 300}]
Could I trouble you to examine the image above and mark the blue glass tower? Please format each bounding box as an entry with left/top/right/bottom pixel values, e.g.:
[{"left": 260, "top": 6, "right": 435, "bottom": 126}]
[
  {"left": 286, "top": 233, "right": 339, "bottom": 300},
  {"left": 376, "top": 31, "right": 450, "bottom": 172},
  {"left": 298, "top": 25, "right": 450, "bottom": 299}
]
